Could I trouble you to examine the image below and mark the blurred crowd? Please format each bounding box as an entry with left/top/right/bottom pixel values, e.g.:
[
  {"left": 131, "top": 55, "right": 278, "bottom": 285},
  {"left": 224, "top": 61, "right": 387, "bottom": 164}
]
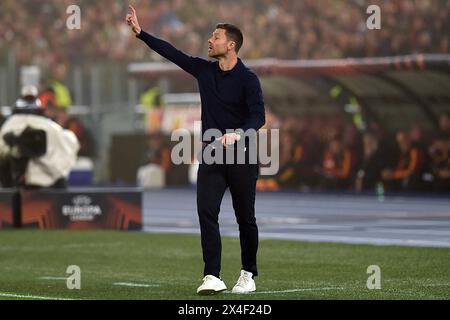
[
  {"left": 257, "top": 111, "right": 450, "bottom": 193},
  {"left": 0, "top": 0, "right": 448, "bottom": 70},
  {"left": 135, "top": 109, "right": 450, "bottom": 193}
]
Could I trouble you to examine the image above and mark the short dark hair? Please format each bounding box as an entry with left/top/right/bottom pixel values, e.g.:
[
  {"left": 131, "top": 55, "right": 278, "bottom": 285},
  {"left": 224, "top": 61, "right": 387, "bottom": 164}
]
[{"left": 215, "top": 23, "right": 244, "bottom": 53}]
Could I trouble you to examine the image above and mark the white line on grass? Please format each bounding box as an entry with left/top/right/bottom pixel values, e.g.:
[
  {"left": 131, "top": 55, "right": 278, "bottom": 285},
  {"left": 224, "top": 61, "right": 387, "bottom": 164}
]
[
  {"left": 39, "top": 276, "right": 67, "bottom": 280},
  {"left": 38, "top": 276, "right": 161, "bottom": 289},
  {"left": 0, "top": 292, "right": 75, "bottom": 300},
  {"left": 113, "top": 282, "right": 161, "bottom": 288},
  {"left": 226, "top": 287, "right": 345, "bottom": 295}
]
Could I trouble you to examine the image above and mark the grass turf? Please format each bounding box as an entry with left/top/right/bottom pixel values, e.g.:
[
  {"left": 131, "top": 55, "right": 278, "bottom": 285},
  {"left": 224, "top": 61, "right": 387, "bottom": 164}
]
[{"left": 0, "top": 230, "right": 448, "bottom": 300}]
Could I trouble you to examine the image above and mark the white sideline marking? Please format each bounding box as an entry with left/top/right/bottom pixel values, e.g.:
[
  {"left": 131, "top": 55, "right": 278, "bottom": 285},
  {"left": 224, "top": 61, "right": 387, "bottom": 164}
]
[
  {"left": 223, "top": 287, "right": 345, "bottom": 295},
  {"left": 0, "top": 292, "right": 75, "bottom": 300},
  {"left": 38, "top": 277, "right": 161, "bottom": 288},
  {"left": 248, "top": 287, "right": 345, "bottom": 294},
  {"left": 113, "top": 282, "right": 160, "bottom": 288},
  {"left": 39, "top": 276, "right": 67, "bottom": 280}
]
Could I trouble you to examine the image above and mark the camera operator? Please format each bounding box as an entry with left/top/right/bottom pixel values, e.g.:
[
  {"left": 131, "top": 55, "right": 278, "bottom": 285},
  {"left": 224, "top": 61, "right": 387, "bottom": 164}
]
[{"left": 0, "top": 86, "right": 79, "bottom": 189}]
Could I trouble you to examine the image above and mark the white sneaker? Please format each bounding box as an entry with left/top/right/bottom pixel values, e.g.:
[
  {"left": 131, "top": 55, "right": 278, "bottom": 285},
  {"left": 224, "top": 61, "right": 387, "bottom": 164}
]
[
  {"left": 232, "top": 270, "right": 256, "bottom": 294},
  {"left": 197, "top": 275, "right": 227, "bottom": 295}
]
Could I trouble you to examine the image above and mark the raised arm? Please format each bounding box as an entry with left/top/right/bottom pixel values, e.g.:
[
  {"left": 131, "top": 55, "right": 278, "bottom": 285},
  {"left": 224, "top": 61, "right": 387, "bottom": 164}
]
[
  {"left": 126, "top": 5, "right": 142, "bottom": 35},
  {"left": 126, "top": 5, "right": 207, "bottom": 78}
]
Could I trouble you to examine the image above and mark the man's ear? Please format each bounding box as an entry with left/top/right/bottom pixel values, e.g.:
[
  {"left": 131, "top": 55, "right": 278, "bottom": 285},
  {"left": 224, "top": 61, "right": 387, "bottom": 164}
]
[{"left": 228, "top": 41, "right": 236, "bottom": 52}]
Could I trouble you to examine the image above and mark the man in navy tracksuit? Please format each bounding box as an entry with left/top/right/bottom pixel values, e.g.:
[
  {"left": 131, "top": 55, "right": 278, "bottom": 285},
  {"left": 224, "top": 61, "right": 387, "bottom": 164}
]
[{"left": 127, "top": 5, "right": 265, "bottom": 295}]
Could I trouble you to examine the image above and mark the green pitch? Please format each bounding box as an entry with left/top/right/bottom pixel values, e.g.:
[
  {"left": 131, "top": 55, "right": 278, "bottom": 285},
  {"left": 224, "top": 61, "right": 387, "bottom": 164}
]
[{"left": 0, "top": 230, "right": 448, "bottom": 300}]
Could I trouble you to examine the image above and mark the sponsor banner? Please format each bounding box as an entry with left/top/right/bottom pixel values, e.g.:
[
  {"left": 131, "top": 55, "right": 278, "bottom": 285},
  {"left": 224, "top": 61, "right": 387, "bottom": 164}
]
[
  {"left": 20, "top": 188, "right": 142, "bottom": 230},
  {"left": 0, "top": 190, "right": 16, "bottom": 229}
]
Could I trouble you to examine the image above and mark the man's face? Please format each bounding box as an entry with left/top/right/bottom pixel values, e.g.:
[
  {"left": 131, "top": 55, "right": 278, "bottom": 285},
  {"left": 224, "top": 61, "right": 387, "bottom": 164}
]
[{"left": 208, "top": 28, "right": 233, "bottom": 58}]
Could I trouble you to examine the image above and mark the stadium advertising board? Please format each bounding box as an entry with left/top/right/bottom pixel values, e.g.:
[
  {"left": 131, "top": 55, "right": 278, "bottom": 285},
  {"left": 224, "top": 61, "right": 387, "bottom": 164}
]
[{"left": 20, "top": 189, "right": 142, "bottom": 230}]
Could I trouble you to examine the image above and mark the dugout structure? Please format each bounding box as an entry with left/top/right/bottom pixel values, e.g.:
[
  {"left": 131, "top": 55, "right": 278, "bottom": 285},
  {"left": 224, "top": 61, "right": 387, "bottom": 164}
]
[{"left": 128, "top": 54, "right": 450, "bottom": 132}]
